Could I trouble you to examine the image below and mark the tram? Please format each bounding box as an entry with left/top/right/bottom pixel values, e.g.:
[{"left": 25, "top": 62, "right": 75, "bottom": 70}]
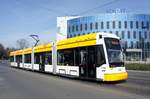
[{"left": 10, "top": 32, "right": 128, "bottom": 81}]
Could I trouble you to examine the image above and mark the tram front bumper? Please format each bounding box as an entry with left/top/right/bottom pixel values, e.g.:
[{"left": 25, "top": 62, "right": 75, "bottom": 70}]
[{"left": 103, "top": 72, "right": 128, "bottom": 81}]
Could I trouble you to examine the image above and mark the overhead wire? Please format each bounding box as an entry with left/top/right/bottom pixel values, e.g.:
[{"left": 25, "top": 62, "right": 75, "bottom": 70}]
[{"left": 77, "top": 0, "right": 122, "bottom": 15}]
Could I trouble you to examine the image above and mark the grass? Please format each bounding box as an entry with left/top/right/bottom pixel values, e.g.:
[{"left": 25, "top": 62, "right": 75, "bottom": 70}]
[{"left": 125, "top": 63, "right": 150, "bottom": 71}]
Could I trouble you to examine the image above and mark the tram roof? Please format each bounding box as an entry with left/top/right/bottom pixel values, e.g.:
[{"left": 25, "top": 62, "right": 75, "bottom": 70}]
[
  {"left": 57, "top": 33, "right": 96, "bottom": 50},
  {"left": 9, "top": 32, "right": 119, "bottom": 56}
]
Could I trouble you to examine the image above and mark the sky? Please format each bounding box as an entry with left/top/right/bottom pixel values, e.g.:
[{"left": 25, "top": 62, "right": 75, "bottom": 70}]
[{"left": 0, "top": 0, "right": 150, "bottom": 48}]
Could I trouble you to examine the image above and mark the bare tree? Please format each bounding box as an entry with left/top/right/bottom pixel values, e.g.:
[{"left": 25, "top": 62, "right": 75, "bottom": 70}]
[
  {"left": 16, "top": 39, "right": 29, "bottom": 49},
  {"left": 0, "top": 43, "right": 10, "bottom": 59},
  {"left": 0, "top": 43, "right": 5, "bottom": 59}
]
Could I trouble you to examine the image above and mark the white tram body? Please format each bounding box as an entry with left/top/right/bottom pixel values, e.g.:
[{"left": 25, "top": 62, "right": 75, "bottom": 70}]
[{"left": 10, "top": 32, "right": 128, "bottom": 81}]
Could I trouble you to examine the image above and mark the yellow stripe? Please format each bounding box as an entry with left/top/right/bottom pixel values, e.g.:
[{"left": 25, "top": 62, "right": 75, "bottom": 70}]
[
  {"left": 103, "top": 72, "right": 128, "bottom": 81},
  {"left": 34, "top": 43, "right": 52, "bottom": 53},
  {"left": 57, "top": 33, "right": 96, "bottom": 50},
  {"left": 10, "top": 52, "right": 15, "bottom": 56},
  {"left": 24, "top": 48, "right": 32, "bottom": 54},
  {"left": 15, "top": 50, "right": 23, "bottom": 55},
  {"left": 10, "top": 33, "right": 97, "bottom": 56}
]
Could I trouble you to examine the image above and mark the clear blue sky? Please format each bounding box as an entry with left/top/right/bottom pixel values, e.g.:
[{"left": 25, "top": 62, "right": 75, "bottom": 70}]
[{"left": 0, "top": 0, "right": 150, "bottom": 48}]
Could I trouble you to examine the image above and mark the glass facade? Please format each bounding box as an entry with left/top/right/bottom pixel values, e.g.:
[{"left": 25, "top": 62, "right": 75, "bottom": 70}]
[{"left": 67, "top": 13, "right": 150, "bottom": 61}]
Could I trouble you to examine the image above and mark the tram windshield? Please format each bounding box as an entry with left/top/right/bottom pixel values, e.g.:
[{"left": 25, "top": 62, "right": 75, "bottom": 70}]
[{"left": 105, "top": 38, "right": 124, "bottom": 65}]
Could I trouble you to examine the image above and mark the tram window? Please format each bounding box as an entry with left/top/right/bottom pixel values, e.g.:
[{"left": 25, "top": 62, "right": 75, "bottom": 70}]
[
  {"left": 24, "top": 54, "right": 31, "bottom": 63},
  {"left": 57, "top": 51, "right": 64, "bottom": 65},
  {"left": 45, "top": 52, "right": 52, "bottom": 65},
  {"left": 57, "top": 49, "right": 74, "bottom": 66},
  {"left": 96, "top": 45, "right": 106, "bottom": 66},
  {"left": 9, "top": 56, "right": 14, "bottom": 62},
  {"left": 16, "top": 55, "right": 22, "bottom": 62},
  {"left": 34, "top": 53, "right": 40, "bottom": 64}
]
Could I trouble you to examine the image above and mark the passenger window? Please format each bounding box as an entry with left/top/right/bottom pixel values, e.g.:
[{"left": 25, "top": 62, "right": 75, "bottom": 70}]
[
  {"left": 45, "top": 52, "right": 52, "bottom": 65},
  {"left": 57, "top": 49, "right": 74, "bottom": 66}
]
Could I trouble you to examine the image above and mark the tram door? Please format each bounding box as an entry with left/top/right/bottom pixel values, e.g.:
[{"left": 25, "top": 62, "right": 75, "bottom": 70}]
[
  {"left": 16, "top": 56, "right": 21, "bottom": 68},
  {"left": 79, "top": 48, "right": 88, "bottom": 77},
  {"left": 88, "top": 46, "right": 96, "bottom": 78},
  {"left": 39, "top": 53, "right": 45, "bottom": 72},
  {"left": 79, "top": 47, "right": 96, "bottom": 78}
]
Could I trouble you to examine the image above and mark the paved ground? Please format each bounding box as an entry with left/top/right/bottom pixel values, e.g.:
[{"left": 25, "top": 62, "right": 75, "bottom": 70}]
[{"left": 0, "top": 63, "right": 150, "bottom": 99}]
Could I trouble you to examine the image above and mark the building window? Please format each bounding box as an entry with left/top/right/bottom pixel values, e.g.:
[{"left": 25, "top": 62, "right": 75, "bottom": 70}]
[
  {"left": 142, "top": 40, "right": 145, "bottom": 49},
  {"left": 70, "top": 34, "right": 72, "bottom": 38},
  {"left": 145, "top": 32, "right": 147, "bottom": 39},
  {"left": 142, "top": 21, "right": 144, "bottom": 29},
  {"left": 128, "top": 31, "right": 130, "bottom": 39},
  {"left": 145, "top": 42, "right": 148, "bottom": 49},
  {"left": 133, "top": 31, "right": 136, "bottom": 39},
  {"left": 116, "top": 31, "right": 119, "bottom": 36},
  {"left": 85, "top": 24, "right": 87, "bottom": 30},
  {"left": 147, "top": 21, "right": 149, "bottom": 29},
  {"left": 76, "top": 25, "right": 78, "bottom": 31},
  {"left": 149, "top": 32, "right": 150, "bottom": 39},
  {"left": 72, "top": 25, "right": 74, "bottom": 32},
  {"left": 101, "top": 22, "right": 104, "bottom": 29},
  {"left": 139, "top": 31, "right": 142, "bottom": 40},
  {"left": 80, "top": 24, "right": 82, "bottom": 31},
  {"left": 74, "top": 34, "right": 76, "bottom": 37},
  {"left": 113, "top": 21, "right": 115, "bottom": 29},
  {"left": 90, "top": 23, "right": 93, "bottom": 30},
  {"left": 130, "top": 21, "right": 133, "bottom": 29},
  {"left": 136, "top": 41, "right": 139, "bottom": 49},
  {"left": 147, "top": 42, "right": 150, "bottom": 49},
  {"left": 141, "top": 21, "right": 147, "bottom": 29},
  {"left": 125, "top": 41, "right": 128, "bottom": 48},
  {"left": 130, "top": 41, "right": 133, "bottom": 48},
  {"left": 118, "top": 21, "right": 121, "bottom": 29},
  {"left": 124, "top": 21, "right": 127, "bottom": 28},
  {"left": 136, "top": 21, "right": 139, "bottom": 29},
  {"left": 122, "top": 31, "right": 124, "bottom": 39},
  {"left": 107, "top": 21, "right": 109, "bottom": 29},
  {"left": 110, "top": 31, "right": 112, "bottom": 33},
  {"left": 68, "top": 26, "right": 71, "bottom": 33},
  {"left": 95, "top": 22, "right": 98, "bottom": 29}
]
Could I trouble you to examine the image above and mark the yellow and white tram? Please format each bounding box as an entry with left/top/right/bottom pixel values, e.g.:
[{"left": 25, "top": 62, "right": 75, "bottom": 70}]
[{"left": 9, "top": 32, "right": 128, "bottom": 81}]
